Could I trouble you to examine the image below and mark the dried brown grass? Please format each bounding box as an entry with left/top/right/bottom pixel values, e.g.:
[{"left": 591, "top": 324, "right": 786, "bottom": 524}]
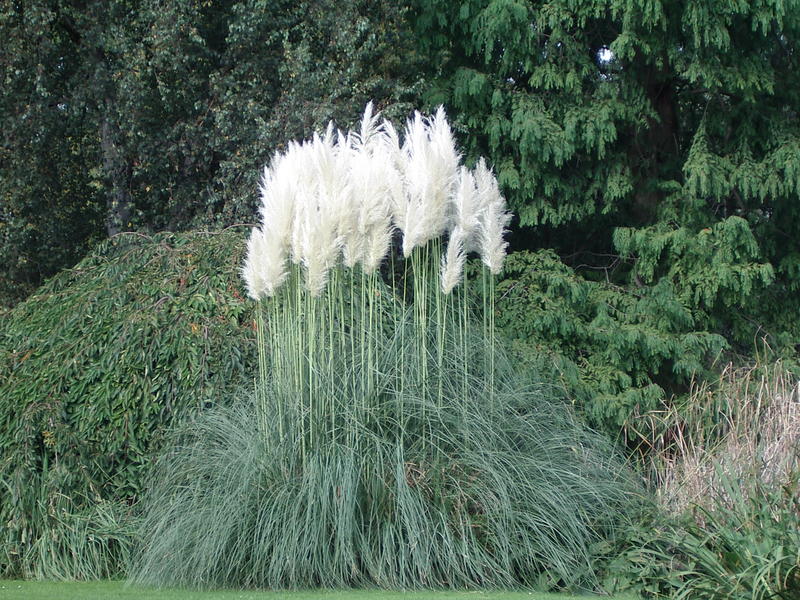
[{"left": 639, "top": 361, "right": 799, "bottom": 515}]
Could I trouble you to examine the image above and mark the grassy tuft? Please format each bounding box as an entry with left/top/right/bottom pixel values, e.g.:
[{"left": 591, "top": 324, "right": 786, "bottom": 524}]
[
  {"left": 130, "top": 268, "right": 635, "bottom": 591},
  {"left": 21, "top": 492, "right": 134, "bottom": 581},
  {"left": 636, "top": 361, "right": 800, "bottom": 599}
]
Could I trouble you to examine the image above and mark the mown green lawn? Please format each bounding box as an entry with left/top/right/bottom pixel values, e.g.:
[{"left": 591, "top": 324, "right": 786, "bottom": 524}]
[{"left": 0, "top": 581, "right": 639, "bottom": 600}]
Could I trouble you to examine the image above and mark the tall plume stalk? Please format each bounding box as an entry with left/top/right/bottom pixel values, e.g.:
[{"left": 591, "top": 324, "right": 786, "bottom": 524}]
[
  {"left": 131, "top": 104, "right": 634, "bottom": 591},
  {"left": 242, "top": 103, "right": 512, "bottom": 454}
]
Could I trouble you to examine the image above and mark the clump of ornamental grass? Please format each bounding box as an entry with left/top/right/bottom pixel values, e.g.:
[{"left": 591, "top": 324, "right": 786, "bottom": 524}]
[
  {"left": 24, "top": 494, "right": 135, "bottom": 581},
  {"left": 130, "top": 104, "right": 635, "bottom": 590},
  {"left": 14, "top": 462, "right": 135, "bottom": 580}
]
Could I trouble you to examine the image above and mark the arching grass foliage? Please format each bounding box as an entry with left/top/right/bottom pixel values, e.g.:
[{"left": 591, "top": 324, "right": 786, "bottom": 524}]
[{"left": 130, "top": 267, "right": 636, "bottom": 590}]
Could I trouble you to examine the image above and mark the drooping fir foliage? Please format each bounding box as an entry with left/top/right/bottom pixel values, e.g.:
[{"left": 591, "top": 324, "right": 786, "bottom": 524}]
[
  {"left": 494, "top": 250, "right": 727, "bottom": 432},
  {"left": 417, "top": 0, "right": 800, "bottom": 431},
  {"left": 0, "top": 230, "right": 256, "bottom": 578},
  {"left": 131, "top": 106, "right": 635, "bottom": 590}
]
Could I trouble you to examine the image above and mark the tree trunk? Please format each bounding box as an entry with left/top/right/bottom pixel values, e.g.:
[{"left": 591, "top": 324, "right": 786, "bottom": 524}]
[{"left": 630, "top": 66, "right": 679, "bottom": 225}]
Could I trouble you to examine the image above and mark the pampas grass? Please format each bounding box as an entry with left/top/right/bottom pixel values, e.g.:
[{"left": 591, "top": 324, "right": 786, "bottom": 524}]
[
  {"left": 132, "top": 104, "right": 634, "bottom": 591},
  {"left": 130, "top": 286, "right": 633, "bottom": 589}
]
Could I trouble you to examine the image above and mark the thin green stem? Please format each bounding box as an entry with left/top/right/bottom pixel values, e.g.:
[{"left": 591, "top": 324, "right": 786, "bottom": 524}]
[
  {"left": 489, "top": 273, "right": 495, "bottom": 407},
  {"left": 255, "top": 302, "right": 266, "bottom": 437}
]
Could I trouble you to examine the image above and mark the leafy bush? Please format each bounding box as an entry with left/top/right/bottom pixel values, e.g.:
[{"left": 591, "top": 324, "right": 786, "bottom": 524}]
[
  {"left": 0, "top": 229, "right": 257, "bottom": 577},
  {"left": 596, "top": 474, "right": 800, "bottom": 599},
  {"left": 591, "top": 504, "right": 681, "bottom": 598}
]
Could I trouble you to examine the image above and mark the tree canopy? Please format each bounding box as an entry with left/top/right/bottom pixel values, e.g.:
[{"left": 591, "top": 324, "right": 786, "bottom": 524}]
[
  {"left": 2, "top": 0, "right": 799, "bottom": 431},
  {"left": 417, "top": 0, "right": 800, "bottom": 428},
  {"left": 0, "top": 0, "right": 422, "bottom": 304}
]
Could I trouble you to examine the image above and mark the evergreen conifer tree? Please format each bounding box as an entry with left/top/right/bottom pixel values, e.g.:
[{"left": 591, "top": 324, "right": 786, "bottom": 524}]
[{"left": 417, "top": 0, "right": 800, "bottom": 430}]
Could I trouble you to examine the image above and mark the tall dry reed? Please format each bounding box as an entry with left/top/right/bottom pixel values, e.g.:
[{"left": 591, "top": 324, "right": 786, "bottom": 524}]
[{"left": 642, "top": 360, "right": 799, "bottom": 515}]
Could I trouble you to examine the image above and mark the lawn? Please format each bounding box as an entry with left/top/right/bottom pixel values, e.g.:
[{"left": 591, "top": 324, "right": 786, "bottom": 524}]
[{"left": 0, "top": 581, "right": 640, "bottom": 600}]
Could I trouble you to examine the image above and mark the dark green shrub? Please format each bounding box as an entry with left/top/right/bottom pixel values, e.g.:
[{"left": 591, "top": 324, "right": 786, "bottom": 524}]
[
  {"left": 0, "top": 229, "right": 257, "bottom": 577},
  {"left": 591, "top": 505, "right": 681, "bottom": 598},
  {"left": 493, "top": 250, "right": 727, "bottom": 436}
]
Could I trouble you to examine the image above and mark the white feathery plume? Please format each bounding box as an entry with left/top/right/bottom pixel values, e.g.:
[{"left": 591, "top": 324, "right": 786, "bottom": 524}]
[
  {"left": 428, "top": 106, "right": 461, "bottom": 189},
  {"left": 242, "top": 227, "right": 268, "bottom": 300},
  {"left": 478, "top": 201, "right": 512, "bottom": 275},
  {"left": 361, "top": 130, "right": 400, "bottom": 272},
  {"left": 362, "top": 211, "right": 393, "bottom": 272},
  {"left": 377, "top": 118, "right": 407, "bottom": 235},
  {"left": 379, "top": 117, "right": 403, "bottom": 167},
  {"left": 242, "top": 226, "right": 289, "bottom": 299},
  {"left": 427, "top": 106, "right": 461, "bottom": 231},
  {"left": 473, "top": 158, "right": 512, "bottom": 274},
  {"left": 295, "top": 131, "right": 347, "bottom": 295},
  {"left": 397, "top": 108, "right": 460, "bottom": 256},
  {"left": 273, "top": 139, "right": 315, "bottom": 266},
  {"left": 297, "top": 186, "right": 338, "bottom": 296},
  {"left": 473, "top": 157, "right": 499, "bottom": 211},
  {"left": 342, "top": 146, "right": 374, "bottom": 268},
  {"left": 258, "top": 162, "right": 295, "bottom": 248},
  {"left": 261, "top": 233, "right": 290, "bottom": 296},
  {"left": 243, "top": 101, "right": 513, "bottom": 298},
  {"left": 243, "top": 144, "right": 301, "bottom": 300},
  {"left": 354, "top": 101, "right": 381, "bottom": 151},
  {"left": 396, "top": 111, "right": 428, "bottom": 256},
  {"left": 440, "top": 226, "right": 467, "bottom": 294},
  {"left": 358, "top": 150, "right": 395, "bottom": 272},
  {"left": 451, "top": 166, "right": 480, "bottom": 241},
  {"left": 314, "top": 127, "right": 353, "bottom": 242},
  {"left": 340, "top": 105, "right": 398, "bottom": 271}
]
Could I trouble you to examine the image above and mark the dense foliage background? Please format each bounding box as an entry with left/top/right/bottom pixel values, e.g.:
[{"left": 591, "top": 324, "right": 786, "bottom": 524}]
[
  {"left": 0, "top": 0, "right": 423, "bottom": 303},
  {"left": 3, "top": 1, "right": 798, "bottom": 429}
]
